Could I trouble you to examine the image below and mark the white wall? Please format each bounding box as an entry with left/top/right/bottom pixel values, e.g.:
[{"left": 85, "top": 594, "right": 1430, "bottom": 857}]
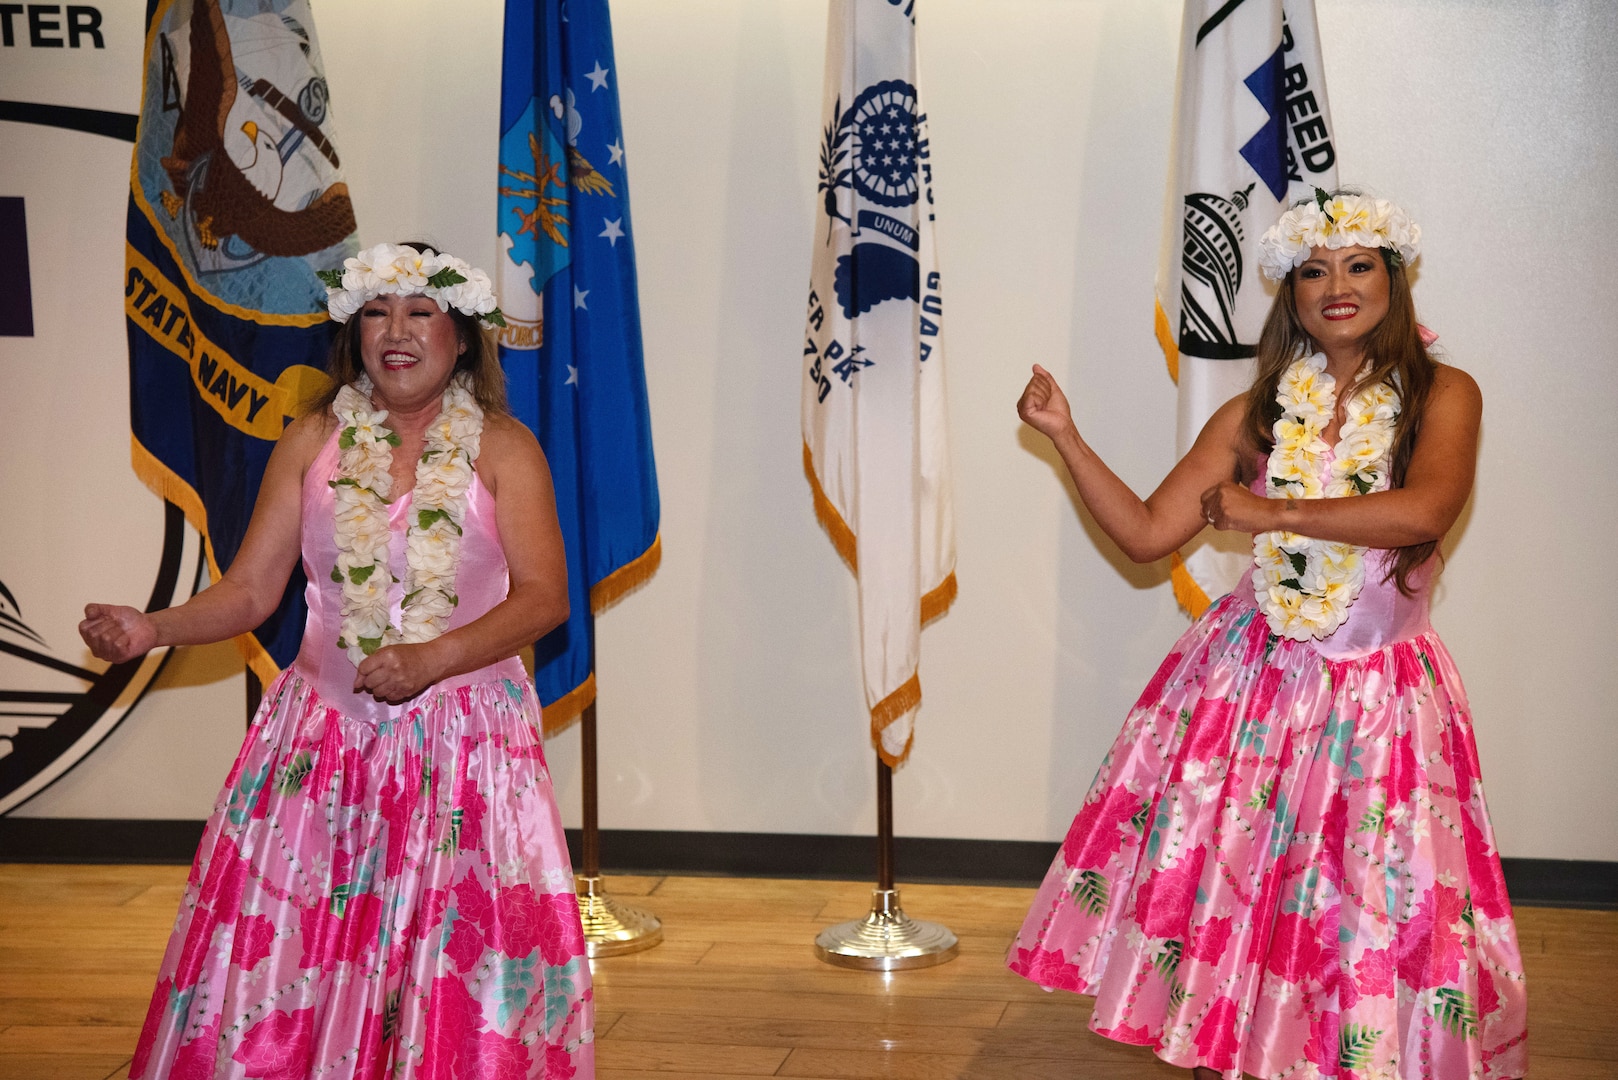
[{"left": 9, "top": 0, "right": 1615, "bottom": 862}]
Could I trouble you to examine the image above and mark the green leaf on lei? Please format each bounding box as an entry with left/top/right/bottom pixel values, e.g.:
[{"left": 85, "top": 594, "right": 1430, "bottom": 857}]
[
  {"left": 426, "top": 266, "right": 468, "bottom": 289},
  {"left": 347, "top": 564, "right": 376, "bottom": 585},
  {"left": 357, "top": 635, "right": 383, "bottom": 655},
  {"left": 1287, "top": 550, "right": 1308, "bottom": 577},
  {"left": 416, "top": 508, "right": 464, "bottom": 536},
  {"left": 338, "top": 426, "right": 357, "bottom": 450}
]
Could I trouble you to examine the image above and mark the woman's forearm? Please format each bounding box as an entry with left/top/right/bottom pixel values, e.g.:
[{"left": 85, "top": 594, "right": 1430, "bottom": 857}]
[
  {"left": 1048, "top": 426, "right": 1176, "bottom": 563},
  {"left": 419, "top": 581, "right": 569, "bottom": 684},
  {"left": 1261, "top": 485, "right": 1457, "bottom": 548},
  {"left": 150, "top": 576, "right": 277, "bottom": 648}
]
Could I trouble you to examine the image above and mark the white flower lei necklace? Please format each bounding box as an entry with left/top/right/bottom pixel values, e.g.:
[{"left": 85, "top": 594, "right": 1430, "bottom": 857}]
[
  {"left": 330, "top": 371, "right": 483, "bottom": 666},
  {"left": 1252, "top": 352, "right": 1400, "bottom": 641}
]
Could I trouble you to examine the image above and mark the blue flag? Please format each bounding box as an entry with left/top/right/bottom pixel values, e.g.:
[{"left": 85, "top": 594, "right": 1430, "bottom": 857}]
[
  {"left": 126, "top": 0, "right": 357, "bottom": 682},
  {"left": 497, "top": 0, "right": 660, "bottom": 734}
]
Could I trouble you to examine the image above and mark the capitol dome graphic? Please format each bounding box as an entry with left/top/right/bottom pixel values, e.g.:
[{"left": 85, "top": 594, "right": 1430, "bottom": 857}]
[{"left": 1179, "top": 182, "right": 1257, "bottom": 360}]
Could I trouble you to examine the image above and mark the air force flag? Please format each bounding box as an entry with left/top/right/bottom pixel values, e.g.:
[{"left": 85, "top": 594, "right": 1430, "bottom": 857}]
[
  {"left": 497, "top": 0, "right": 660, "bottom": 735},
  {"left": 1156, "top": 0, "right": 1338, "bottom": 614},
  {"left": 803, "top": 0, "right": 956, "bottom": 767}
]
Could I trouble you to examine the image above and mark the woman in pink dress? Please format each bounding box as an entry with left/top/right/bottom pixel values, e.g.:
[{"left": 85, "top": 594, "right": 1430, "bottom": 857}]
[
  {"left": 1006, "top": 193, "right": 1526, "bottom": 1079},
  {"left": 81, "top": 243, "right": 594, "bottom": 1079}
]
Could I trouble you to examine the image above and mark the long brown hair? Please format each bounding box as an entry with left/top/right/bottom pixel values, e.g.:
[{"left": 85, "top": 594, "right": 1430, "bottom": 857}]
[
  {"left": 303, "top": 241, "right": 510, "bottom": 419},
  {"left": 1241, "top": 249, "right": 1438, "bottom": 595}
]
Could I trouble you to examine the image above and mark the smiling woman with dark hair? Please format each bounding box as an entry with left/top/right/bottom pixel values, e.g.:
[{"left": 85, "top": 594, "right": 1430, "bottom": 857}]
[
  {"left": 1006, "top": 191, "right": 1527, "bottom": 1080},
  {"left": 80, "top": 243, "right": 596, "bottom": 1079}
]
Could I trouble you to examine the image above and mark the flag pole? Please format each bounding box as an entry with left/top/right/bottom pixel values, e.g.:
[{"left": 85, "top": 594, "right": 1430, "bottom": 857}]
[
  {"left": 573, "top": 611, "right": 661, "bottom": 957},
  {"left": 813, "top": 752, "right": 958, "bottom": 970}
]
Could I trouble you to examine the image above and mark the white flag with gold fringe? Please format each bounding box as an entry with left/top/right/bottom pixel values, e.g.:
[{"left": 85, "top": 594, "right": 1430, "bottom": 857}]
[
  {"left": 1156, "top": 0, "right": 1338, "bottom": 615},
  {"left": 802, "top": 0, "right": 955, "bottom": 768}
]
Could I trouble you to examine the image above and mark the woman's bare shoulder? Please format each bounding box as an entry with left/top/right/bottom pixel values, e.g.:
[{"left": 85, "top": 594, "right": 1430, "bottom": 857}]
[
  {"left": 276, "top": 410, "right": 337, "bottom": 468},
  {"left": 480, "top": 412, "right": 543, "bottom": 457},
  {"left": 1429, "top": 361, "right": 1482, "bottom": 416},
  {"left": 477, "top": 413, "right": 547, "bottom": 498}
]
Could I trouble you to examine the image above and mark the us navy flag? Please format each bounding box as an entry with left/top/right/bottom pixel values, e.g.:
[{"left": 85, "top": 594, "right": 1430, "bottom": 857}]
[
  {"left": 127, "top": 0, "right": 357, "bottom": 680},
  {"left": 1155, "top": 0, "right": 1338, "bottom": 614},
  {"left": 497, "top": 0, "right": 661, "bottom": 735},
  {"left": 803, "top": 0, "right": 957, "bottom": 767}
]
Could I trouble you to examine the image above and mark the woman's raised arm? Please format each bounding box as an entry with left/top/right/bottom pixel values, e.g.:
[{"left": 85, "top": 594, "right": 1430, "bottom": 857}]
[
  {"left": 1019, "top": 363, "right": 1245, "bottom": 564},
  {"left": 79, "top": 414, "right": 325, "bottom": 663}
]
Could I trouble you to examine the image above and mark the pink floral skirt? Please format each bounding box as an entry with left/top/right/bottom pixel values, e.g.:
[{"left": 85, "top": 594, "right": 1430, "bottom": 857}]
[
  {"left": 129, "top": 668, "right": 593, "bottom": 1080},
  {"left": 1008, "top": 593, "right": 1527, "bottom": 1079}
]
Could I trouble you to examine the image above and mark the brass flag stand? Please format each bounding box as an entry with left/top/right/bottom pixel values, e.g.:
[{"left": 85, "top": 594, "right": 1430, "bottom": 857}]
[
  {"left": 572, "top": 611, "right": 661, "bottom": 957},
  {"left": 814, "top": 755, "right": 957, "bottom": 970},
  {"left": 574, "top": 697, "right": 662, "bottom": 956}
]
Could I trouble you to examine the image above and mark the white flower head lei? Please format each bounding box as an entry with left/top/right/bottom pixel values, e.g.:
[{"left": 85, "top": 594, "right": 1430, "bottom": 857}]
[
  {"left": 317, "top": 242, "right": 507, "bottom": 328},
  {"left": 323, "top": 243, "right": 493, "bottom": 667},
  {"left": 1256, "top": 188, "right": 1421, "bottom": 282}
]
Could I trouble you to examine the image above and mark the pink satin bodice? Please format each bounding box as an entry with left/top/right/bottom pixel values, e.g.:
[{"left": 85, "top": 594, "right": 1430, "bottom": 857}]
[
  {"left": 293, "top": 430, "right": 524, "bottom": 722},
  {"left": 1246, "top": 457, "right": 1433, "bottom": 661}
]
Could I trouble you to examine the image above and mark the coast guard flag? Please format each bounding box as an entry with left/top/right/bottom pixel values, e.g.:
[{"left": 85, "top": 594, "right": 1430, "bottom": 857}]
[
  {"left": 126, "top": 0, "right": 357, "bottom": 682},
  {"left": 498, "top": 0, "right": 660, "bottom": 735},
  {"left": 1156, "top": 0, "right": 1337, "bottom": 615},
  {"left": 803, "top": 0, "right": 956, "bottom": 768}
]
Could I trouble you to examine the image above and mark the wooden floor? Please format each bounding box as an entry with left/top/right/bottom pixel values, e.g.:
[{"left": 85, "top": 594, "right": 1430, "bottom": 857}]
[{"left": 0, "top": 866, "right": 1612, "bottom": 1079}]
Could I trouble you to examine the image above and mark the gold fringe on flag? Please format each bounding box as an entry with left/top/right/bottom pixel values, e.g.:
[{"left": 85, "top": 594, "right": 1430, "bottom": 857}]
[
  {"left": 1155, "top": 299, "right": 1180, "bottom": 385},
  {"left": 803, "top": 442, "right": 858, "bottom": 571},
  {"left": 804, "top": 441, "right": 956, "bottom": 767},
  {"left": 1170, "top": 551, "right": 1213, "bottom": 620},
  {"left": 870, "top": 671, "right": 921, "bottom": 768},
  {"left": 541, "top": 671, "right": 596, "bottom": 739},
  {"left": 590, "top": 533, "right": 662, "bottom": 612},
  {"left": 921, "top": 571, "right": 957, "bottom": 626}
]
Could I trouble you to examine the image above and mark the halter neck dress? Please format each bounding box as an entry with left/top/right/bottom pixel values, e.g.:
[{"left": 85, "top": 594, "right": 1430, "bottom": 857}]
[
  {"left": 129, "top": 428, "right": 594, "bottom": 1080},
  {"left": 1008, "top": 454, "right": 1528, "bottom": 1080}
]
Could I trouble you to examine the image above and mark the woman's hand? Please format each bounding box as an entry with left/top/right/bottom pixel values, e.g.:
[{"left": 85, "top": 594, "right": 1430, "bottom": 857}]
[
  {"left": 1017, "top": 364, "right": 1076, "bottom": 443},
  {"left": 353, "top": 642, "right": 445, "bottom": 705},
  {"left": 1199, "top": 481, "right": 1278, "bottom": 533},
  {"left": 79, "top": 604, "right": 158, "bottom": 663}
]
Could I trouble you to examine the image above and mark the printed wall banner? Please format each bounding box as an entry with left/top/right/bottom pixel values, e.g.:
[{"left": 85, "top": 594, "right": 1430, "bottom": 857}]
[
  {"left": 127, "top": 0, "right": 357, "bottom": 681},
  {"left": 0, "top": 2, "right": 211, "bottom": 813},
  {"left": 1155, "top": 0, "right": 1338, "bottom": 616},
  {"left": 497, "top": 0, "right": 661, "bottom": 735},
  {"left": 802, "top": 0, "right": 956, "bottom": 767}
]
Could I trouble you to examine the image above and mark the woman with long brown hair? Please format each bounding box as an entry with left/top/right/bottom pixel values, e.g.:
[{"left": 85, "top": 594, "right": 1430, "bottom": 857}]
[{"left": 1007, "top": 192, "right": 1527, "bottom": 1079}]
